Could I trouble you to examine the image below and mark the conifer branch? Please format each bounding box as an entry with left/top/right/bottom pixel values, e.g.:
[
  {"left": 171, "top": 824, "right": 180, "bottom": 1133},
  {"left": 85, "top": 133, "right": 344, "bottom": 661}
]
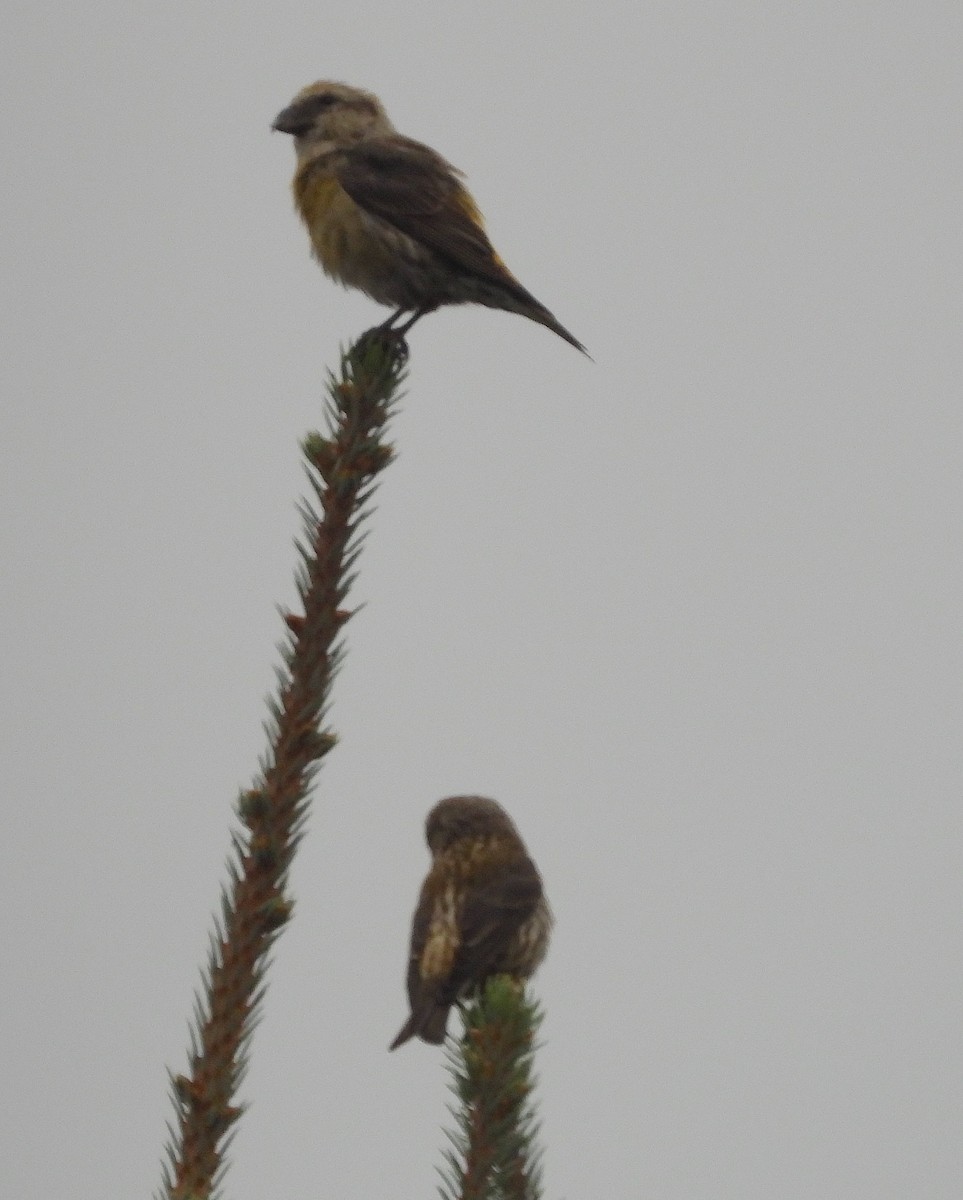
[
  {"left": 158, "top": 333, "right": 406, "bottom": 1200},
  {"left": 440, "top": 978, "right": 546, "bottom": 1200}
]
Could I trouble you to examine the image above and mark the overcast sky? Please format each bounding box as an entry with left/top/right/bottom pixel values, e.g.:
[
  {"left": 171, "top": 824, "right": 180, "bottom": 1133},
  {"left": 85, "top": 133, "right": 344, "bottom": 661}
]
[{"left": 3, "top": 3, "right": 962, "bottom": 1198}]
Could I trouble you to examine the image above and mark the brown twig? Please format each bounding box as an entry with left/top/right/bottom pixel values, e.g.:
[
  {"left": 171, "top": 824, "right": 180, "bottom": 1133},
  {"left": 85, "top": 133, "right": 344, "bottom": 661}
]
[{"left": 159, "top": 332, "right": 405, "bottom": 1199}]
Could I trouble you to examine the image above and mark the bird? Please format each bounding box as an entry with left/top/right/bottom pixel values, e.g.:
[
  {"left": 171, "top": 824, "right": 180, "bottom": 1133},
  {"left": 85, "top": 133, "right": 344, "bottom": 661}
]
[
  {"left": 272, "top": 81, "right": 587, "bottom": 354},
  {"left": 389, "top": 795, "right": 552, "bottom": 1050}
]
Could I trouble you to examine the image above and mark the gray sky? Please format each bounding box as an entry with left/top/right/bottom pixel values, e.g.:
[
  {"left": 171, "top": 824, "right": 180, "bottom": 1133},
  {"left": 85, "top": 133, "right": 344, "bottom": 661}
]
[{"left": 3, "top": 3, "right": 962, "bottom": 1197}]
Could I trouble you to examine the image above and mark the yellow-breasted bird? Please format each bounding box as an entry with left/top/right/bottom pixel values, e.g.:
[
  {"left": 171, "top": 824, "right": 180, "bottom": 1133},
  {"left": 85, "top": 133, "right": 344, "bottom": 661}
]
[
  {"left": 389, "top": 795, "right": 552, "bottom": 1051},
  {"left": 273, "top": 81, "right": 587, "bottom": 354}
]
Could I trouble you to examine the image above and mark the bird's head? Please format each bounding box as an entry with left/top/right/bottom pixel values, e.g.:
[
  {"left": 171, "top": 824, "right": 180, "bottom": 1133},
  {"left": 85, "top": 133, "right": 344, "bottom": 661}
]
[
  {"left": 425, "top": 795, "right": 522, "bottom": 856},
  {"left": 272, "top": 81, "right": 395, "bottom": 156}
]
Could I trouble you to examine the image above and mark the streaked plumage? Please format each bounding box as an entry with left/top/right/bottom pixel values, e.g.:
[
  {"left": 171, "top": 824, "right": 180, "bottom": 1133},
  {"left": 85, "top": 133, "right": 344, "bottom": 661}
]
[
  {"left": 390, "top": 795, "right": 552, "bottom": 1050},
  {"left": 273, "top": 81, "right": 586, "bottom": 353}
]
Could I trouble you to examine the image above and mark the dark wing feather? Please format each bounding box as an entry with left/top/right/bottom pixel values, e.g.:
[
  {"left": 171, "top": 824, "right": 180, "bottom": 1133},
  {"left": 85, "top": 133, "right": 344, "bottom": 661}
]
[
  {"left": 389, "top": 880, "right": 452, "bottom": 1050},
  {"left": 336, "top": 136, "right": 536, "bottom": 303},
  {"left": 450, "top": 855, "right": 543, "bottom": 995},
  {"left": 404, "top": 877, "right": 435, "bottom": 1011}
]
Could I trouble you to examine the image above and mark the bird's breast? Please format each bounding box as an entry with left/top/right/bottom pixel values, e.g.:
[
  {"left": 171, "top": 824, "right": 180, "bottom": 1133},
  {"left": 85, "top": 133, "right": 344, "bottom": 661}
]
[{"left": 292, "top": 164, "right": 423, "bottom": 307}]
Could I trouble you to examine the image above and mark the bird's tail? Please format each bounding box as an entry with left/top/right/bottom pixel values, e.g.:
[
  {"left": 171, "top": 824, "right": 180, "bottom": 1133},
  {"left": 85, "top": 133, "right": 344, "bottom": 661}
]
[
  {"left": 529, "top": 304, "right": 591, "bottom": 357},
  {"left": 389, "top": 1000, "right": 450, "bottom": 1050},
  {"left": 477, "top": 264, "right": 590, "bottom": 356}
]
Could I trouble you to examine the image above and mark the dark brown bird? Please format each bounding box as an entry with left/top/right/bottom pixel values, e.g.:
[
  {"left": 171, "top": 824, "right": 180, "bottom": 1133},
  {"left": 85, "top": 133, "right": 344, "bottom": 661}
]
[{"left": 389, "top": 795, "right": 552, "bottom": 1050}]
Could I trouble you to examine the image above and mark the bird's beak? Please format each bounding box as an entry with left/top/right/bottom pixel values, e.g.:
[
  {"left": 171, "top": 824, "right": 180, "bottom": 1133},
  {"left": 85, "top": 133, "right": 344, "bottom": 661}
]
[{"left": 272, "top": 103, "right": 307, "bottom": 136}]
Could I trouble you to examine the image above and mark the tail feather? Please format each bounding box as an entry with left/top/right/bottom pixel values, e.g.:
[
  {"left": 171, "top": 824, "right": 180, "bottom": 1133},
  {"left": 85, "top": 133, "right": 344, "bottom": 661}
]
[
  {"left": 492, "top": 269, "right": 590, "bottom": 357},
  {"left": 532, "top": 306, "right": 590, "bottom": 357},
  {"left": 388, "top": 1000, "right": 450, "bottom": 1051}
]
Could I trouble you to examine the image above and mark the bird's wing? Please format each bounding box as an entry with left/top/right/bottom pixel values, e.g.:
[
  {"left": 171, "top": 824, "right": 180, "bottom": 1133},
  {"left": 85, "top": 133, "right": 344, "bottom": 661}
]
[
  {"left": 405, "top": 875, "right": 456, "bottom": 1009},
  {"left": 452, "top": 855, "right": 543, "bottom": 989},
  {"left": 336, "top": 136, "right": 535, "bottom": 302}
]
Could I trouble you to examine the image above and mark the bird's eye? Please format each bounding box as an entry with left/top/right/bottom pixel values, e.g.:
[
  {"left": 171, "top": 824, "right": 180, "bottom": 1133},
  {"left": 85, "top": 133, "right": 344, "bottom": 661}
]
[{"left": 310, "top": 94, "right": 337, "bottom": 112}]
